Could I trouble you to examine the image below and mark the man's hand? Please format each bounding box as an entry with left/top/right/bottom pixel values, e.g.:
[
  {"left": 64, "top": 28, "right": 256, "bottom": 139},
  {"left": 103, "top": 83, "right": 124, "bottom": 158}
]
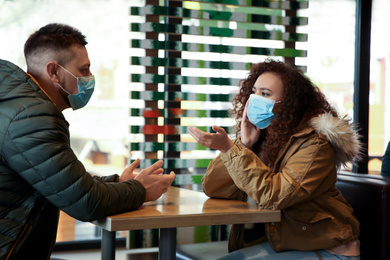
[
  {"left": 188, "top": 125, "right": 234, "bottom": 153},
  {"left": 119, "top": 158, "right": 142, "bottom": 182},
  {"left": 133, "top": 160, "right": 176, "bottom": 202}
]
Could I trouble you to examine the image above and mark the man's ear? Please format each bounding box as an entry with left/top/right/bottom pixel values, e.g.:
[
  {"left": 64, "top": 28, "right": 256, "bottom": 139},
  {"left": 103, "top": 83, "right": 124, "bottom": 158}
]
[{"left": 45, "top": 61, "right": 60, "bottom": 83}]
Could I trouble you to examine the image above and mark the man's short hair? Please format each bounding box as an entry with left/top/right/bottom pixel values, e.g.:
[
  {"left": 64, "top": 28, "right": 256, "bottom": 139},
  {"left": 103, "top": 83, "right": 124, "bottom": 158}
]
[{"left": 24, "top": 23, "right": 88, "bottom": 75}]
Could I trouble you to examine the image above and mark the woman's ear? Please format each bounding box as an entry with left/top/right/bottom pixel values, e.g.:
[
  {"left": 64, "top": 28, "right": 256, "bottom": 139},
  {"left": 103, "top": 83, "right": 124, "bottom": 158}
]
[{"left": 45, "top": 61, "right": 60, "bottom": 83}]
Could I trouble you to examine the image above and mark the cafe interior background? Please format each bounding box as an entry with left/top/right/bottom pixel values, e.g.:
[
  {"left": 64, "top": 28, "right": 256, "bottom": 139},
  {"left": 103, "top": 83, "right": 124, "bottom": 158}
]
[{"left": 1, "top": 0, "right": 389, "bottom": 251}]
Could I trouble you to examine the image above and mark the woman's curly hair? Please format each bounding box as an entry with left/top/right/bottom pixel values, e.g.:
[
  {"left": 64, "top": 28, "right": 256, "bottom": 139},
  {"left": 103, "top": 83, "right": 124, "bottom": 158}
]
[{"left": 231, "top": 59, "right": 338, "bottom": 168}]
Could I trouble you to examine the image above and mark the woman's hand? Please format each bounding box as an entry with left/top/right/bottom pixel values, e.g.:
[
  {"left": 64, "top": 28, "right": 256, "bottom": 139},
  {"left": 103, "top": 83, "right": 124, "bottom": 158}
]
[
  {"left": 188, "top": 125, "right": 234, "bottom": 153},
  {"left": 241, "top": 101, "right": 261, "bottom": 149}
]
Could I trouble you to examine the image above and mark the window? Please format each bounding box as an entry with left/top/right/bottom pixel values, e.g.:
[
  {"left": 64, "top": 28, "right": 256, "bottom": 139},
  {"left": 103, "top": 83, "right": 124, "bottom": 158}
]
[
  {"left": 305, "top": 0, "right": 356, "bottom": 119},
  {"left": 369, "top": 0, "right": 390, "bottom": 173}
]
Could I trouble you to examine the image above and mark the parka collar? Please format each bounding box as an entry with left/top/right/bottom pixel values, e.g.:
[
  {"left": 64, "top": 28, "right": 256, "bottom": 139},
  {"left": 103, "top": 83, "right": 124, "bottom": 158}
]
[
  {"left": 277, "top": 112, "right": 363, "bottom": 171},
  {"left": 309, "top": 112, "right": 363, "bottom": 169}
]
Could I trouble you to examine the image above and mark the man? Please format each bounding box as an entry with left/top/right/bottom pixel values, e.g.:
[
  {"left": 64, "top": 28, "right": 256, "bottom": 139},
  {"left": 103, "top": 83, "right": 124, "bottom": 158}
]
[
  {"left": 0, "top": 23, "right": 175, "bottom": 260},
  {"left": 382, "top": 141, "right": 390, "bottom": 176}
]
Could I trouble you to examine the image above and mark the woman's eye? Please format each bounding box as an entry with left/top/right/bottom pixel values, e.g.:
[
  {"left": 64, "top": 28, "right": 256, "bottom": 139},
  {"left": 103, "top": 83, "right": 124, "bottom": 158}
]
[{"left": 262, "top": 92, "right": 270, "bottom": 97}]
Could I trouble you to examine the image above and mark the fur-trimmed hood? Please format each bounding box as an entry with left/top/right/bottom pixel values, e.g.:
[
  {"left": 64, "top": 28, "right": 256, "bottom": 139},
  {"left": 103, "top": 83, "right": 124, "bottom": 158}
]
[{"left": 309, "top": 112, "right": 364, "bottom": 169}]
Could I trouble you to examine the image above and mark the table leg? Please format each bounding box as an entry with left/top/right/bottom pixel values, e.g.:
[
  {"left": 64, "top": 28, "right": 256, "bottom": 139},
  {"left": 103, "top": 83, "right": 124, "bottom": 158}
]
[
  {"left": 101, "top": 229, "right": 116, "bottom": 260},
  {"left": 159, "top": 228, "right": 176, "bottom": 260}
]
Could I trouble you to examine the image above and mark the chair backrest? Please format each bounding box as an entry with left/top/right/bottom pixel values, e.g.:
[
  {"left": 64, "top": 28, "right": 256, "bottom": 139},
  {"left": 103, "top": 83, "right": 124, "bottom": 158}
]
[{"left": 336, "top": 172, "right": 390, "bottom": 260}]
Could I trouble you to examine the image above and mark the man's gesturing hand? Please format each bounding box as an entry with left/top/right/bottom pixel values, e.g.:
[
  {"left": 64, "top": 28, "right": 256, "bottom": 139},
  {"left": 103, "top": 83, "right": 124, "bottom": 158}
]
[{"left": 134, "top": 160, "right": 176, "bottom": 202}]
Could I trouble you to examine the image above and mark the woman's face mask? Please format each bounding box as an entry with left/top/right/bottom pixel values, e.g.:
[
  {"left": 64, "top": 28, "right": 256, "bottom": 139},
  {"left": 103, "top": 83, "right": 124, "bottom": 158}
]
[
  {"left": 57, "top": 64, "right": 95, "bottom": 110},
  {"left": 246, "top": 94, "right": 280, "bottom": 129}
]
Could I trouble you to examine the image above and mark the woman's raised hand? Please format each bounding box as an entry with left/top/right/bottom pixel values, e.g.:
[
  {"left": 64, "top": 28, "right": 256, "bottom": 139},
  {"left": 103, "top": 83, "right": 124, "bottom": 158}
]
[
  {"left": 188, "top": 125, "right": 234, "bottom": 153},
  {"left": 241, "top": 101, "right": 261, "bottom": 149}
]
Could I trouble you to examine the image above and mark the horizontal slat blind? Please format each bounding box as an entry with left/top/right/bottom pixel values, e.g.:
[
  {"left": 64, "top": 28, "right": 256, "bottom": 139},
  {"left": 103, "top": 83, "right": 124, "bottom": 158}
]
[{"left": 129, "top": 0, "right": 308, "bottom": 183}]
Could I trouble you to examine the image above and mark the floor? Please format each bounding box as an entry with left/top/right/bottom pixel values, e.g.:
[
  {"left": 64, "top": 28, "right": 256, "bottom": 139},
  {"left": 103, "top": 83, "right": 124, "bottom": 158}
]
[
  {"left": 51, "top": 247, "right": 158, "bottom": 260},
  {"left": 51, "top": 241, "right": 228, "bottom": 260}
]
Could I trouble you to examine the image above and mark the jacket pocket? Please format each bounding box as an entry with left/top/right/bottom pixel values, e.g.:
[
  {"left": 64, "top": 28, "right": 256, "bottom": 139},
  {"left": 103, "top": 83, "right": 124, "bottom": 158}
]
[
  {"left": 273, "top": 208, "right": 342, "bottom": 251},
  {"left": 284, "top": 208, "right": 337, "bottom": 236},
  {"left": 285, "top": 208, "right": 334, "bottom": 226}
]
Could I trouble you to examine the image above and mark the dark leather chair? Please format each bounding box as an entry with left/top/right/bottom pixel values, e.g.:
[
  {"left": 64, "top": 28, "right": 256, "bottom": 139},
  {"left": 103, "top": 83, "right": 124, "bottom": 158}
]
[
  {"left": 177, "top": 172, "right": 390, "bottom": 260},
  {"left": 336, "top": 172, "right": 390, "bottom": 260}
]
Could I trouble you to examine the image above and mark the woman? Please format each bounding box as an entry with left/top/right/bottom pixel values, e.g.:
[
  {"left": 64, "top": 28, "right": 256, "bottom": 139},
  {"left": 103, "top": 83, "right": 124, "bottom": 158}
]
[{"left": 188, "top": 60, "right": 362, "bottom": 259}]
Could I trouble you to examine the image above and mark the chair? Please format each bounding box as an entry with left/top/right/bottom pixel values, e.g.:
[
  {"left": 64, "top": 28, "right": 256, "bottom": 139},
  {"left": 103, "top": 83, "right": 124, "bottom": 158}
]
[{"left": 336, "top": 172, "right": 390, "bottom": 260}]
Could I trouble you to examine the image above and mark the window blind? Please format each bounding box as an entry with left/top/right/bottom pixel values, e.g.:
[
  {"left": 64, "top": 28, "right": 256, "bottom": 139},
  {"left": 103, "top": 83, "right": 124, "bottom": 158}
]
[{"left": 128, "top": 0, "right": 308, "bottom": 186}]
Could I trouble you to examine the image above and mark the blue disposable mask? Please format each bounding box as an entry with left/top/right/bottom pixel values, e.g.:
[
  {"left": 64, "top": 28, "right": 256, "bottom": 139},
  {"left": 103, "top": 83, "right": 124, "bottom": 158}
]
[
  {"left": 246, "top": 94, "right": 279, "bottom": 129},
  {"left": 57, "top": 64, "right": 95, "bottom": 110}
]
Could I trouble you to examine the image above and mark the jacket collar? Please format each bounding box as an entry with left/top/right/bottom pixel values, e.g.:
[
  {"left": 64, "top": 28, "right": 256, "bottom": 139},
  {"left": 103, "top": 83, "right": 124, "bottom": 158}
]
[
  {"left": 307, "top": 112, "right": 363, "bottom": 169},
  {"left": 279, "top": 112, "right": 363, "bottom": 170}
]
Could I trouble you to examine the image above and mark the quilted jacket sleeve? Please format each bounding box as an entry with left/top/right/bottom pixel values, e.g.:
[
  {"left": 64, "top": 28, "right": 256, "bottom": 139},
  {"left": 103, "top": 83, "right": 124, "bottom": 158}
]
[{"left": 2, "top": 101, "right": 145, "bottom": 222}]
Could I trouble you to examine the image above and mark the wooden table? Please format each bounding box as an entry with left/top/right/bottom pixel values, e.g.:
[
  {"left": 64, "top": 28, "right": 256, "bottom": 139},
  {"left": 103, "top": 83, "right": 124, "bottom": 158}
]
[{"left": 92, "top": 186, "right": 280, "bottom": 260}]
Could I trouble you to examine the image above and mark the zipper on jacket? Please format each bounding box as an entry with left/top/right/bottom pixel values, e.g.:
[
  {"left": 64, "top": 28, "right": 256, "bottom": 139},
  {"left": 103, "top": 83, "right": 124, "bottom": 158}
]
[{"left": 5, "top": 224, "right": 32, "bottom": 260}]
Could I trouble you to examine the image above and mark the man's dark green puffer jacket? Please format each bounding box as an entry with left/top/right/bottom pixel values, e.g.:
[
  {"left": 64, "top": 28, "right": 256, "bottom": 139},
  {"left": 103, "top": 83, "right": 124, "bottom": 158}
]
[{"left": 0, "top": 59, "right": 146, "bottom": 260}]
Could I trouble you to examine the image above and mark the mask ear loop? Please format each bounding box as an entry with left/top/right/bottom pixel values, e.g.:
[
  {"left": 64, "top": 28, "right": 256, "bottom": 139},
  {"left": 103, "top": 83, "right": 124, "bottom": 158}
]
[
  {"left": 55, "top": 63, "right": 77, "bottom": 96},
  {"left": 56, "top": 83, "right": 71, "bottom": 95},
  {"left": 57, "top": 64, "right": 78, "bottom": 79}
]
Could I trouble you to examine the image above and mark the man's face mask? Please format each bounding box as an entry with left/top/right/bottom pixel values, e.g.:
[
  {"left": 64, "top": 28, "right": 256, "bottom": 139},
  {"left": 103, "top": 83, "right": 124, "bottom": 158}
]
[
  {"left": 246, "top": 94, "right": 280, "bottom": 129},
  {"left": 57, "top": 64, "right": 95, "bottom": 110}
]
